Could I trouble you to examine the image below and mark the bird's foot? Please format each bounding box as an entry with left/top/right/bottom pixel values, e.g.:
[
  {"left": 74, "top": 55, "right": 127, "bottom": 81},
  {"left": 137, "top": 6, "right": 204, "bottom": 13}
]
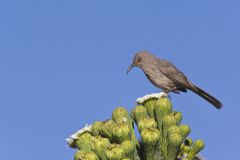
[{"left": 161, "top": 91, "right": 171, "bottom": 100}]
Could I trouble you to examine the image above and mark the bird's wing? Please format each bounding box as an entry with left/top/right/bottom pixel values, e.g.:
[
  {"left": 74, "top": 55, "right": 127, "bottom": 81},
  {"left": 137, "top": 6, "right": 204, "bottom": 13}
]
[{"left": 157, "top": 59, "right": 191, "bottom": 88}]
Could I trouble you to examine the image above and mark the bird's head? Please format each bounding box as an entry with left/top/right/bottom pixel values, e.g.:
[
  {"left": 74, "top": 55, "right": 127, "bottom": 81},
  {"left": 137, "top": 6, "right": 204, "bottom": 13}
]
[{"left": 127, "top": 51, "right": 154, "bottom": 74}]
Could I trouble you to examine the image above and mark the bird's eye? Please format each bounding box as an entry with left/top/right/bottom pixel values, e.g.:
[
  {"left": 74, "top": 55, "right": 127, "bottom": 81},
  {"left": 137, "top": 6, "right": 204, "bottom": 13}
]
[{"left": 136, "top": 57, "right": 143, "bottom": 63}]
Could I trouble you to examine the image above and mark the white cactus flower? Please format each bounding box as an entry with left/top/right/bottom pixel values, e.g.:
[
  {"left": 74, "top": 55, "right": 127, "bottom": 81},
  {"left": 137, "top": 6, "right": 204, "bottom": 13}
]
[
  {"left": 75, "top": 124, "right": 92, "bottom": 135},
  {"left": 136, "top": 92, "right": 168, "bottom": 104},
  {"left": 65, "top": 138, "right": 74, "bottom": 146},
  {"left": 66, "top": 123, "right": 92, "bottom": 146}
]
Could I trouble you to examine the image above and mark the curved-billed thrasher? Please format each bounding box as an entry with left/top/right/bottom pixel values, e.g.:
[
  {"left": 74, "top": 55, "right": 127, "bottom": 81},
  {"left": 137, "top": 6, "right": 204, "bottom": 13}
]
[{"left": 127, "top": 51, "right": 222, "bottom": 109}]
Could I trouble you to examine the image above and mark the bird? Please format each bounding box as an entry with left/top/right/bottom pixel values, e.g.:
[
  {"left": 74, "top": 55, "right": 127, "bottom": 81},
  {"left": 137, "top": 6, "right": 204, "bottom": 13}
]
[{"left": 127, "top": 51, "right": 222, "bottom": 109}]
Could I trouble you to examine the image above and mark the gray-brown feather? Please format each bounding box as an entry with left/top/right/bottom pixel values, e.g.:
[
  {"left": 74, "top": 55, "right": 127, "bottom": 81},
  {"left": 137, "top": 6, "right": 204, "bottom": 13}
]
[
  {"left": 140, "top": 57, "right": 190, "bottom": 93},
  {"left": 131, "top": 51, "right": 222, "bottom": 108}
]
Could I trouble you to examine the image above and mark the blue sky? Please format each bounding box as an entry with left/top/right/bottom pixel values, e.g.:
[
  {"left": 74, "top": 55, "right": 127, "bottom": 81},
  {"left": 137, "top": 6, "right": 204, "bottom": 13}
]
[{"left": 0, "top": 0, "right": 239, "bottom": 159}]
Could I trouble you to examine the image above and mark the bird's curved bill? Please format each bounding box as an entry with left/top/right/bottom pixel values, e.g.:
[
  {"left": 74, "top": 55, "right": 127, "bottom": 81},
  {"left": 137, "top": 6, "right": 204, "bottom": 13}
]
[{"left": 127, "top": 64, "right": 134, "bottom": 74}]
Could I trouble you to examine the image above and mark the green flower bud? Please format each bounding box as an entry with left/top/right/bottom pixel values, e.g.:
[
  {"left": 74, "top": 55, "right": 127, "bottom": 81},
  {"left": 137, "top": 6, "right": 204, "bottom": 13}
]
[
  {"left": 156, "top": 97, "right": 172, "bottom": 108},
  {"left": 159, "top": 114, "right": 177, "bottom": 158},
  {"left": 106, "top": 144, "right": 125, "bottom": 160},
  {"left": 162, "top": 115, "right": 177, "bottom": 140},
  {"left": 187, "top": 140, "right": 205, "bottom": 160},
  {"left": 112, "top": 107, "right": 129, "bottom": 123},
  {"left": 112, "top": 107, "right": 139, "bottom": 149},
  {"left": 168, "top": 133, "right": 183, "bottom": 147},
  {"left": 74, "top": 150, "right": 99, "bottom": 160},
  {"left": 167, "top": 125, "right": 181, "bottom": 135},
  {"left": 91, "top": 136, "right": 110, "bottom": 160},
  {"left": 99, "top": 119, "right": 117, "bottom": 140},
  {"left": 162, "top": 114, "right": 177, "bottom": 128},
  {"left": 180, "top": 143, "right": 185, "bottom": 151},
  {"left": 170, "top": 111, "right": 182, "bottom": 125},
  {"left": 121, "top": 158, "right": 130, "bottom": 160},
  {"left": 154, "top": 98, "right": 172, "bottom": 138},
  {"left": 142, "top": 98, "right": 158, "bottom": 118},
  {"left": 91, "top": 121, "right": 103, "bottom": 136},
  {"left": 112, "top": 107, "right": 139, "bottom": 148},
  {"left": 178, "top": 143, "right": 192, "bottom": 159},
  {"left": 137, "top": 118, "right": 157, "bottom": 132},
  {"left": 155, "top": 97, "right": 172, "bottom": 118},
  {"left": 121, "top": 140, "right": 135, "bottom": 159},
  {"left": 112, "top": 107, "right": 136, "bottom": 144},
  {"left": 179, "top": 124, "right": 191, "bottom": 139},
  {"left": 184, "top": 138, "right": 193, "bottom": 146},
  {"left": 131, "top": 105, "right": 149, "bottom": 124},
  {"left": 167, "top": 133, "right": 183, "bottom": 160},
  {"left": 141, "top": 128, "right": 160, "bottom": 145},
  {"left": 75, "top": 132, "right": 93, "bottom": 151},
  {"left": 183, "top": 146, "right": 191, "bottom": 153},
  {"left": 113, "top": 123, "right": 131, "bottom": 143},
  {"left": 141, "top": 128, "right": 160, "bottom": 160}
]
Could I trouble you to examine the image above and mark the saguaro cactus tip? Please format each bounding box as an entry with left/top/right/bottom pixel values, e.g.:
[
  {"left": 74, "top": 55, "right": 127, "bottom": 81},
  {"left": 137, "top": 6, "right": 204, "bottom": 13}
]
[{"left": 67, "top": 92, "right": 205, "bottom": 160}]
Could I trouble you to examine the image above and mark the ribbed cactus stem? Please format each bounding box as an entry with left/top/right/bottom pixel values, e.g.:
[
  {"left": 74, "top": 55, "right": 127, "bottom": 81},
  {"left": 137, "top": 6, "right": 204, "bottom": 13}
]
[
  {"left": 113, "top": 122, "right": 131, "bottom": 143},
  {"left": 142, "top": 98, "right": 158, "bottom": 118},
  {"left": 167, "top": 125, "right": 181, "bottom": 135},
  {"left": 74, "top": 150, "right": 99, "bottom": 160},
  {"left": 179, "top": 124, "right": 191, "bottom": 139},
  {"left": 137, "top": 118, "right": 157, "bottom": 132},
  {"left": 75, "top": 132, "right": 93, "bottom": 151},
  {"left": 171, "top": 111, "right": 182, "bottom": 125},
  {"left": 183, "top": 146, "right": 191, "bottom": 154},
  {"left": 167, "top": 133, "right": 183, "bottom": 160},
  {"left": 91, "top": 121, "right": 103, "bottom": 136},
  {"left": 162, "top": 114, "right": 177, "bottom": 133},
  {"left": 141, "top": 128, "right": 160, "bottom": 160},
  {"left": 166, "top": 126, "right": 183, "bottom": 160},
  {"left": 121, "top": 140, "right": 135, "bottom": 160},
  {"left": 91, "top": 136, "right": 110, "bottom": 160},
  {"left": 161, "top": 114, "right": 177, "bottom": 157},
  {"left": 131, "top": 105, "right": 149, "bottom": 124},
  {"left": 106, "top": 144, "right": 125, "bottom": 160},
  {"left": 112, "top": 107, "right": 130, "bottom": 123},
  {"left": 112, "top": 107, "right": 139, "bottom": 148},
  {"left": 99, "top": 119, "right": 117, "bottom": 140},
  {"left": 187, "top": 140, "right": 205, "bottom": 160},
  {"left": 154, "top": 97, "right": 172, "bottom": 144},
  {"left": 130, "top": 128, "right": 139, "bottom": 149}
]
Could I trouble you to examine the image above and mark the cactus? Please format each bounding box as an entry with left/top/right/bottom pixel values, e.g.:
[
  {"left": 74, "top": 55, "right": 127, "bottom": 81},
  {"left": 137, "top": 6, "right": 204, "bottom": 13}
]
[
  {"left": 67, "top": 92, "right": 205, "bottom": 160},
  {"left": 74, "top": 150, "right": 100, "bottom": 160},
  {"left": 141, "top": 128, "right": 160, "bottom": 160}
]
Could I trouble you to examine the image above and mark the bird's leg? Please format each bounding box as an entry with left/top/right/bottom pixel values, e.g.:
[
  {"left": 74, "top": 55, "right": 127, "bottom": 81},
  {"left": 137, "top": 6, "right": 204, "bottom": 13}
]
[
  {"left": 161, "top": 90, "right": 172, "bottom": 100},
  {"left": 163, "top": 89, "right": 171, "bottom": 93},
  {"left": 167, "top": 94, "right": 172, "bottom": 100}
]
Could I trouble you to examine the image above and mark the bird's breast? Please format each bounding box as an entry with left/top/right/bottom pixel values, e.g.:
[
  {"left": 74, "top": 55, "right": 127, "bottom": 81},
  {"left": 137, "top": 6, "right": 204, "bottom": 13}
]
[{"left": 142, "top": 66, "right": 176, "bottom": 90}]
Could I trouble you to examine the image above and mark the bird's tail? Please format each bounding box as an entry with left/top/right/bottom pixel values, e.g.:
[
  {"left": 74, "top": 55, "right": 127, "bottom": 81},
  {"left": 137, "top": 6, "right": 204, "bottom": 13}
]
[{"left": 188, "top": 83, "right": 222, "bottom": 109}]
